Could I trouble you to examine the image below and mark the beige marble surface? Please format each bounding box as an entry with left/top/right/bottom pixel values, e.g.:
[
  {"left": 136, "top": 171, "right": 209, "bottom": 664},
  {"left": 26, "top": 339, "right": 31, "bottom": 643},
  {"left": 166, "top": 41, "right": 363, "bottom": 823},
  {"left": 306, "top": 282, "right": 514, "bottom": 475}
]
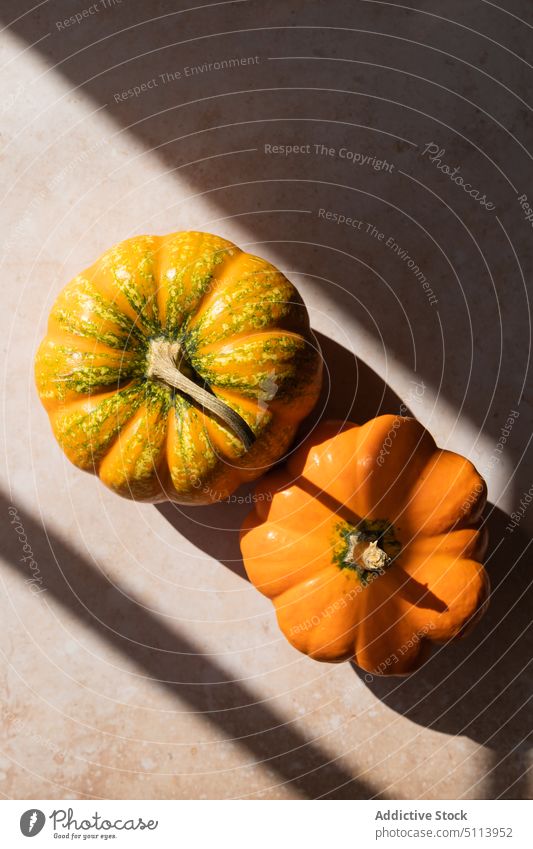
[{"left": 1, "top": 0, "right": 532, "bottom": 799}]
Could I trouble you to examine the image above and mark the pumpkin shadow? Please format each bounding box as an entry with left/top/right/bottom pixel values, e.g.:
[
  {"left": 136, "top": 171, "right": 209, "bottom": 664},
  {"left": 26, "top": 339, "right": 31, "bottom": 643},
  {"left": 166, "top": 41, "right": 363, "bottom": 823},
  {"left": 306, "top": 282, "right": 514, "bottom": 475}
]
[
  {"left": 310, "top": 331, "right": 413, "bottom": 427},
  {"left": 352, "top": 504, "right": 533, "bottom": 799},
  {"left": 156, "top": 331, "right": 410, "bottom": 581}
]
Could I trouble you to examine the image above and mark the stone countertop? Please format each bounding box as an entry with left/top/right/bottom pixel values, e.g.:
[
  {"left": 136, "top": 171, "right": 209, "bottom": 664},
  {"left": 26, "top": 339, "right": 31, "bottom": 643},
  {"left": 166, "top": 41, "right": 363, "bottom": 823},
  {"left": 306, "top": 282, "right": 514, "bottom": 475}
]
[{"left": 0, "top": 0, "right": 531, "bottom": 800}]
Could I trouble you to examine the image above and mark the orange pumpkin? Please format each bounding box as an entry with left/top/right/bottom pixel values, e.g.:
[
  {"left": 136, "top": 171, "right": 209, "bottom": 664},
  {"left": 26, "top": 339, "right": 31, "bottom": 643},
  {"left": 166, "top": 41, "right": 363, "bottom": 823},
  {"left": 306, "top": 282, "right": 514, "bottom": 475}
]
[
  {"left": 240, "top": 417, "right": 489, "bottom": 674},
  {"left": 35, "top": 232, "right": 322, "bottom": 503}
]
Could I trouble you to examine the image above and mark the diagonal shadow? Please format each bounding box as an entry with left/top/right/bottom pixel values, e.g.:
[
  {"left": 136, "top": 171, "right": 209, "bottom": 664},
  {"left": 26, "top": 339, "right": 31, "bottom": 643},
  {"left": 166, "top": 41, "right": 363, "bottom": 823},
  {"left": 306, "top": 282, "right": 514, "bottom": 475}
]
[
  {"left": 1, "top": 489, "right": 382, "bottom": 799},
  {"left": 1, "top": 0, "right": 531, "bottom": 479},
  {"left": 3, "top": 0, "right": 532, "bottom": 800}
]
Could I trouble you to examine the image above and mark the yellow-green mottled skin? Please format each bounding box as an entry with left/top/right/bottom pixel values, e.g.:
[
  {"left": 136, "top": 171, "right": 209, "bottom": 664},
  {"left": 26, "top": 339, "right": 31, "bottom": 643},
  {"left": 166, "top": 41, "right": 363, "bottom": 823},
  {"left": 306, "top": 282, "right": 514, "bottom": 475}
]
[{"left": 35, "top": 231, "right": 322, "bottom": 504}]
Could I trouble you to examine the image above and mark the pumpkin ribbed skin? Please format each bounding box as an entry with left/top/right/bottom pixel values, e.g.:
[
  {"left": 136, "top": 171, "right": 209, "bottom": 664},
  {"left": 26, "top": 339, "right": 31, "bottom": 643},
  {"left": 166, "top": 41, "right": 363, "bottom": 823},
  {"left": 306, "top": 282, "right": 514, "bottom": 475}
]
[
  {"left": 240, "top": 417, "right": 489, "bottom": 674},
  {"left": 35, "top": 232, "right": 322, "bottom": 503}
]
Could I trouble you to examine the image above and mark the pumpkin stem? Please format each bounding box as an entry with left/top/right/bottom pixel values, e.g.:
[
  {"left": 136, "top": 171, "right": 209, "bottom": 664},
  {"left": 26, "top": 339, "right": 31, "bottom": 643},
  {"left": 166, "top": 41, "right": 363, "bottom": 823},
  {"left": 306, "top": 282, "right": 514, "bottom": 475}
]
[
  {"left": 346, "top": 533, "right": 391, "bottom": 573},
  {"left": 146, "top": 338, "right": 255, "bottom": 451}
]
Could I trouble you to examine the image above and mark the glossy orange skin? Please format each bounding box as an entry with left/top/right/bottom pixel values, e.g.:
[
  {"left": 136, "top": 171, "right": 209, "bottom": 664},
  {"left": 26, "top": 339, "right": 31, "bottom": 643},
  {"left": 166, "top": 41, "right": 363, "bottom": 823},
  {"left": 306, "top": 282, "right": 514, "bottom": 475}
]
[
  {"left": 240, "top": 417, "right": 489, "bottom": 674},
  {"left": 35, "top": 232, "right": 322, "bottom": 504}
]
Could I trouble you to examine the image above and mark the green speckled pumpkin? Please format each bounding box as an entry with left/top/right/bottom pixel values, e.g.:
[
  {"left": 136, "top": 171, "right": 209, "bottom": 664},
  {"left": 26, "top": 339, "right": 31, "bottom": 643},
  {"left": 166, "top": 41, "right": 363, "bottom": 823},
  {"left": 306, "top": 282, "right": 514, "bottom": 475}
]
[{"left": 35, "top": 231, "right": 322, "bottom": 503}]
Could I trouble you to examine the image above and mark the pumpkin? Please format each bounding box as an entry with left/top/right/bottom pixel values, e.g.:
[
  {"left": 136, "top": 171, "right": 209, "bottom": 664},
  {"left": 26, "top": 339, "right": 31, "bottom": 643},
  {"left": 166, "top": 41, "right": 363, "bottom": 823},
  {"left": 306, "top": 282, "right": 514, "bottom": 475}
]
[
  {"left": 35, "top": 231, "right": 322, "bottom": 503},
  {"left": 240, "top": 416, "right": 489, "bottom": 674}
]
